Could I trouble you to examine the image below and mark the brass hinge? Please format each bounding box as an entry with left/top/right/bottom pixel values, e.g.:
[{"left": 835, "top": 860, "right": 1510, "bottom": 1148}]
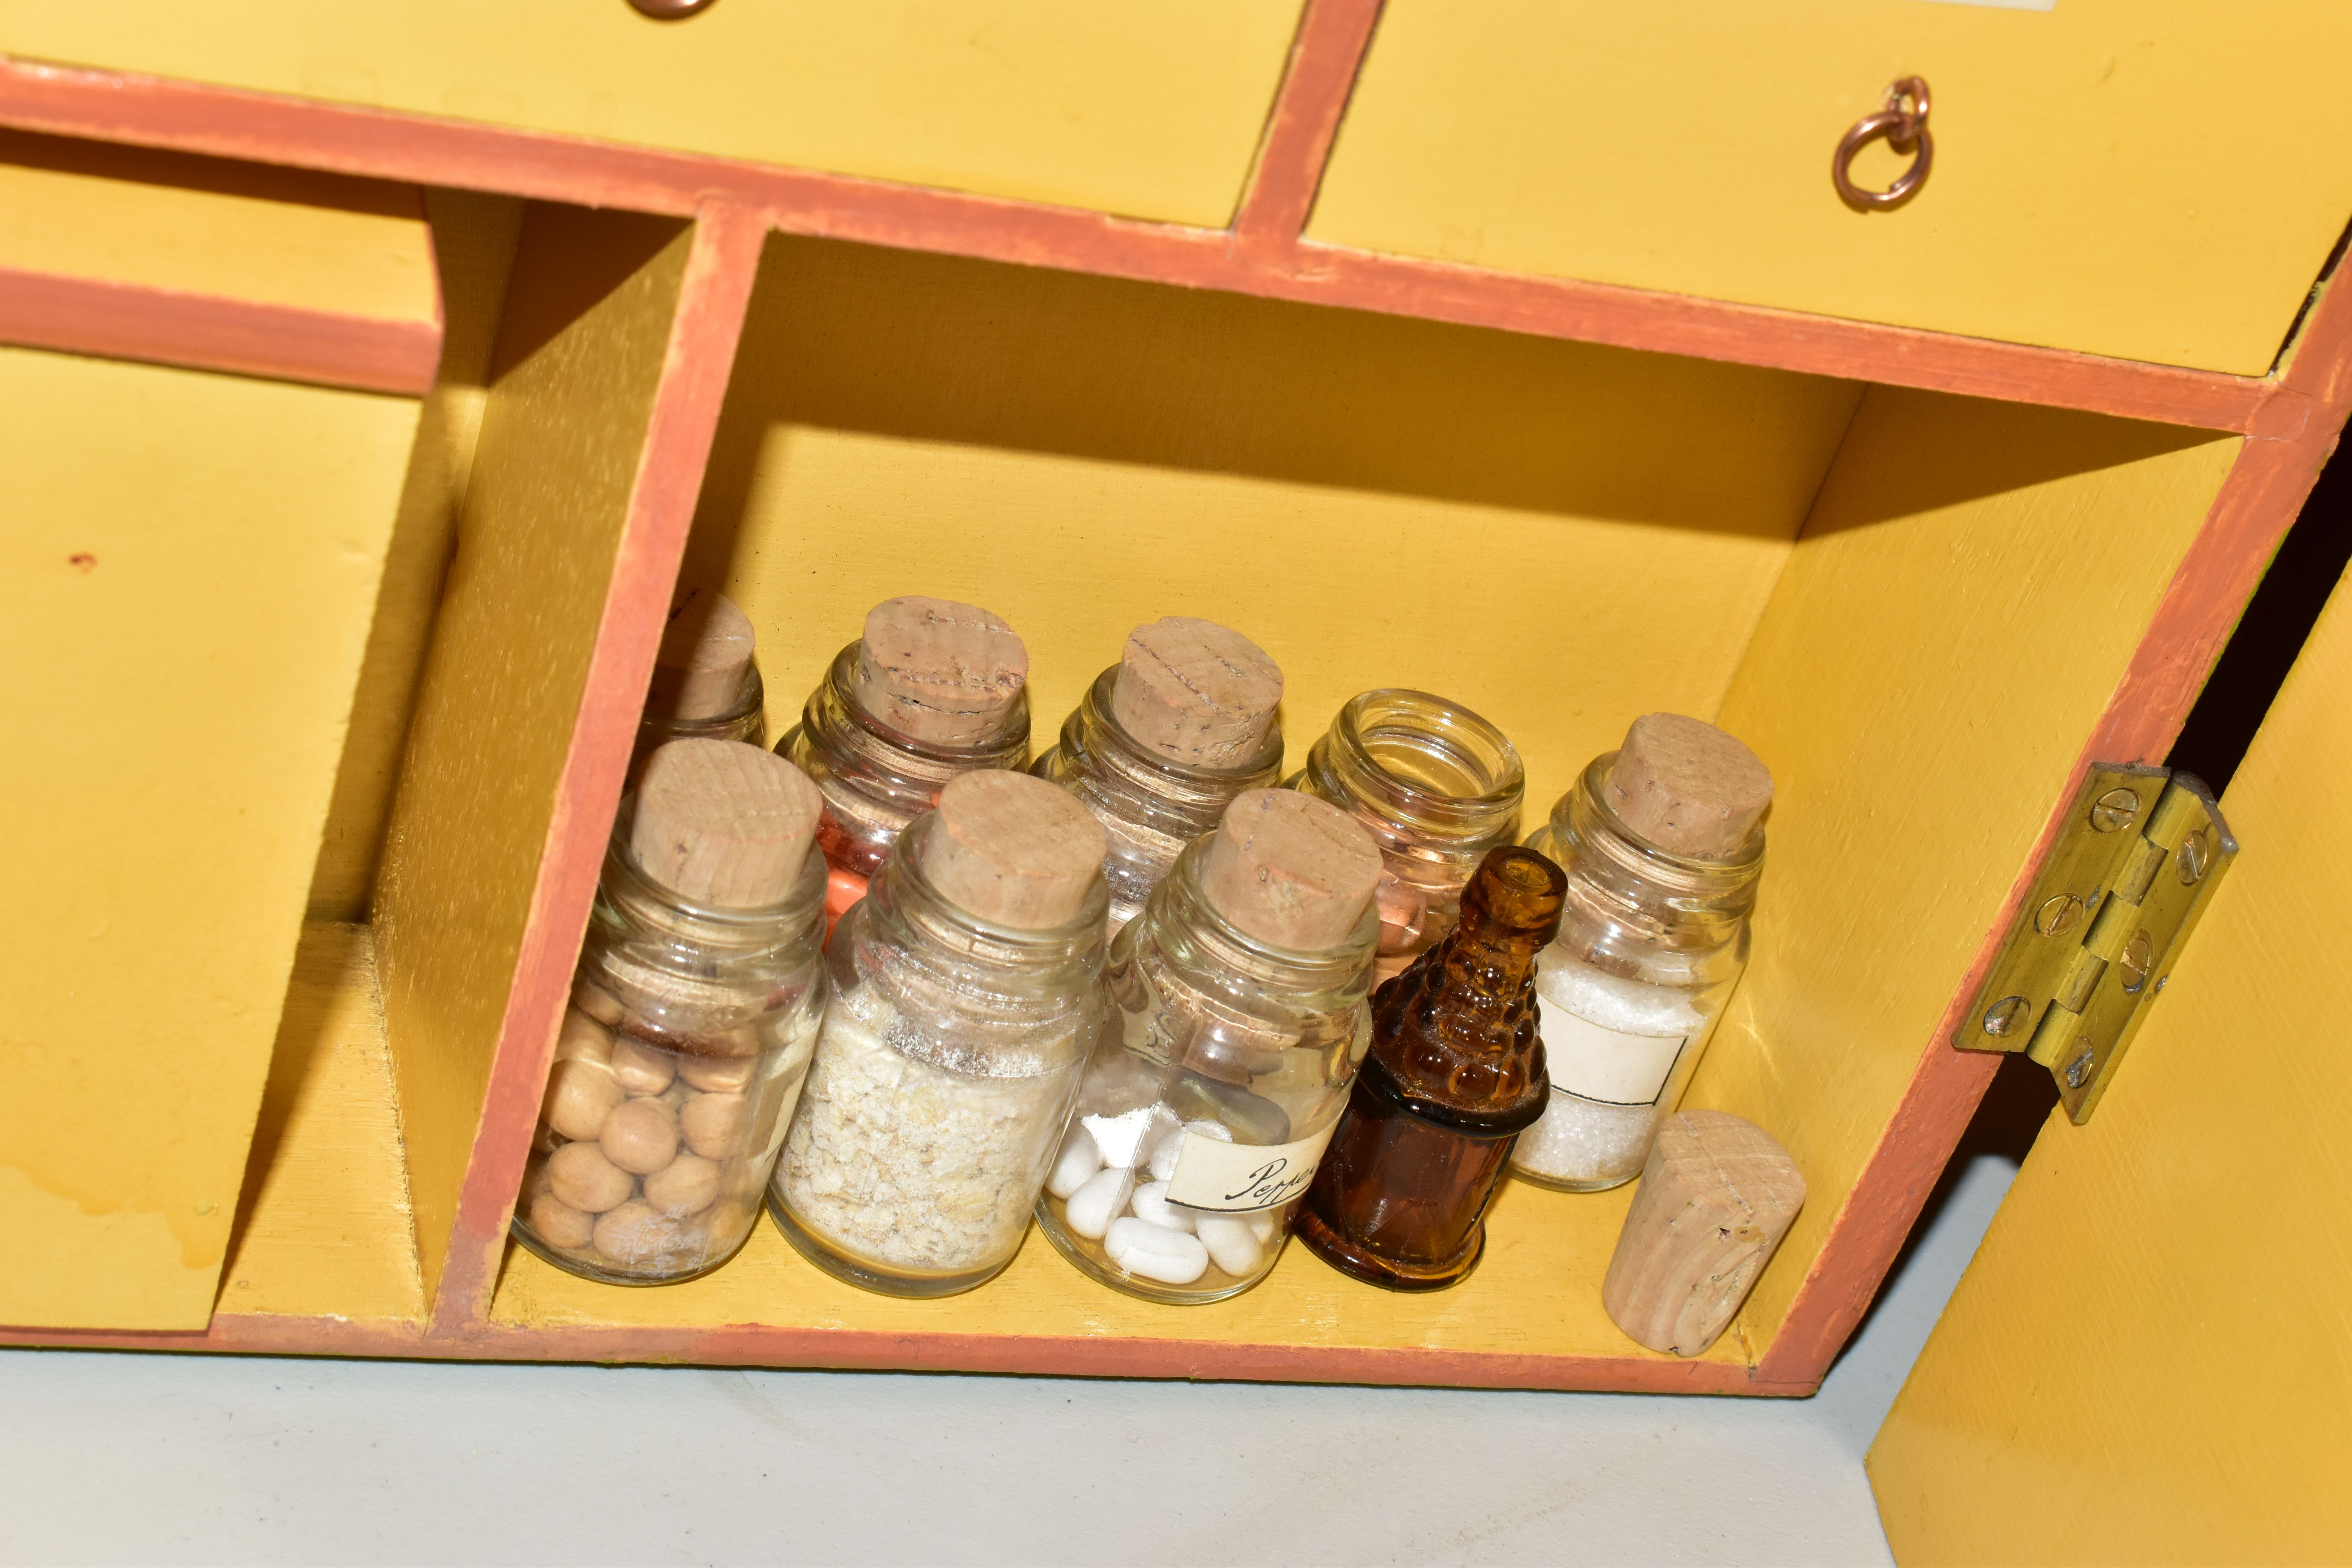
[{"left": 1956, "top": 764, "right": 2236, "bottom": 1123}]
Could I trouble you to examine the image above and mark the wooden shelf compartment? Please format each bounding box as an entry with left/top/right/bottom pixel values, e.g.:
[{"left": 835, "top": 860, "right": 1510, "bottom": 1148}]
[{"left": 10, "top": 149, "right": 2352, "bottom": 1388}]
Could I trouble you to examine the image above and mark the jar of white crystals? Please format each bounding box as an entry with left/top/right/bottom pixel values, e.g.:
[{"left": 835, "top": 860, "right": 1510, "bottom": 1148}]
[
  {"left": 1036, "top": 789, "right": 1381, "bottom": 1304},
  {"left": 770, "top": 769, "right": 1111, "bottom": 1297},
  {"left": 1510, "top": 713, "right": 1771, "bottom": 1192}
]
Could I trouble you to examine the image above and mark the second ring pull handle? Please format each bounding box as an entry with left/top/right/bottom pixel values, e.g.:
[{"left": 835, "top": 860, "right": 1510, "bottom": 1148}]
[{"left": 1833, "top": 76, "right": 1933, "bottom": 211}]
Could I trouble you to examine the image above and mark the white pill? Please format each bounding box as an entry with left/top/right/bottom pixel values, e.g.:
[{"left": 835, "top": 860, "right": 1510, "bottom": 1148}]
[
  {"left": 1129, "top": 1180, "right": 1196, "bottom": 1234},
  {"left": 1104, "top": 1217, "right": 1210, "bottom": 1285},
  {"left": 1247, "top": 1209, "right": 1279, "bottom": 1245},
  {"left": 1062, "top": 1165, "right": 1134, "bottom": 1240},
  {"left": 1196, "top": 1213, "right": 1267, "bottom": 1278},
  {"left": 1082, "top": 1105, "right": 1171, "bottom": 1171},
  {"left": 1046, "top": 1123, "right": 1105, "bottom": 1200}
]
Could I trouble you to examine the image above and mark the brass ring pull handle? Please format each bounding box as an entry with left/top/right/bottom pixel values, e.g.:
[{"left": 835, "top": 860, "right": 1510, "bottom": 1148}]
[
  {"left": 629, "top": 0, "right": 717, "bottom": 16},
  {"left": 1833, "top": 77, "right": 1933, "bottom": 211}
]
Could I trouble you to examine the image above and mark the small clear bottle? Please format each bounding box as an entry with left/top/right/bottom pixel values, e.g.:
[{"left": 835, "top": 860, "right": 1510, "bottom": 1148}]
[
  {"left": 1035, "top": 665, "right": 1284, "bottom": 931},
  {"left": 1035, "top": 792, "right": 1380, "bottom": 1304},
  {"left": 771, "top": 773, "right": 1110, "bottom": 1297},
  {"left": 778, "top": 601, "right": 1031, "bottom": 933},
  {"left": 1510, "top": 719, "right": 1769, "bottom": 1192},
  {"left": 1288, "top": 690, "right": 1525, "bottom": 984},
  {"left": 514, "top": 747, "right": 829, "bottom": 1285}
]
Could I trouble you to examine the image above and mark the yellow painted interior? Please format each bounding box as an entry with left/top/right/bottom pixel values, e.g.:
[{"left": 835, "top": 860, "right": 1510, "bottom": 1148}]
[
  {"left": 0, "top": 2, "right": 1305, "bottom": 229},
  {"left": 0, "top": 347, "right": 416, "bottom": 1331},
  {"left": 372, "top": 205, "right": 695, "bottom": 1310},
  {"left": 691, "top": 236, "right": 1864, "bottom": 829},
  {"left": 1310, "top": 1, "right": 2352, "bottom": 374},
  {"left": 308, "top": 189, "right": 526, "bottom": 921},
  {"left": 218, "top": 924, "right": 423, "bottom": 1325},
  {"left": 1867, "top": 566, "right": 2352, "bottom": 1562},
  {"left": 0, "top": 127, "right": 437, "bottom": 323},
  {"left": 1699, "top": 390, "right": 2238, "bottom": 1346}
]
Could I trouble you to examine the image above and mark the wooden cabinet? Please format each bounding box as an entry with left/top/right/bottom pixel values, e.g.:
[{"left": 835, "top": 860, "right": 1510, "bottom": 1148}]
[
  {"left": 0, "top": 136, "right": 436, "bottom": 1330},
  {"left": 1309, "top": 0, "right": 2352, "bottom": 374},
  {"left": 1866, "top": 559, "right": 2352, "bottom": 1561},
  {"left": 0, "top": 1, "right": 1305, "bottom": 228},
  {"left": 0, "top": 2, "right": 2344, "bottom": 1405}
]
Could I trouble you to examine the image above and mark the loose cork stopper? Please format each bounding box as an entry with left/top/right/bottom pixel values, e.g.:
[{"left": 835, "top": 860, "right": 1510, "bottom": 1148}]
[
  {"left": 1109, "top": 617, "right": 1284, "bottom": 768},
  {"left": 1602, "top": 1111, "right": 1806, "bottom": 1357},
  {"left": 648, "top": 587, "right": 756, "bottom": 721},
  {"left": 853, "top": 595, "right": 1028, "bottom": 746},
  {"left": 630, "top": 739, "right": 823, "bottom": 907},
  {"left": 1606, "top": 713, "right": 1773, "bottom": 858},
  {"left": 1198, "top": 789, "right": 1382, "bottom": 951},
  {"left": 920, "top": 770, "right": 1106, "bottom": 930}
]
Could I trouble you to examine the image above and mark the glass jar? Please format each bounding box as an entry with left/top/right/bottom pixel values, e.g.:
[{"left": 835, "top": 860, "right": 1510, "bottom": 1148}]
[
  {"left": 1034, "top": 664, "right": 1285, "bottom": 931},
  {"left": 1034, "top": 831, "right": 1377, "bottom": 1303},
  {"left": 514, "top": 802, "right": 828, "bottom": 1285},
  {"left": 1510, "top": 752, "right": 1764, "bottom": 1191},
  {"left": 778, "top": 640, "right": 1030, "bottom": 930},
  {"left": 1288, "top": 690, "right": 1524, "bottom": 984},
  {"left": 769, "top": 812, "right": 1110, "bottom": 1296}
]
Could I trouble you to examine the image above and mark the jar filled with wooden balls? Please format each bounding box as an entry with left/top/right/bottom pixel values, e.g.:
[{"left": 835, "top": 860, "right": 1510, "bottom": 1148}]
[
  {"left": 514, "top": 739, "right": 829, "bottom": 1284},
  {"left": 1288, "top": 688, "right": 1525, "bottom": 984},
  {"left": 1034, "top": 616, "right": 1285, "bottom": 932},
  {"left": 1510, "top": 713, "right": 1771, "bottom": 1192},
  {"left": 1037, "top": 789, "right": 1382, "bottom": 1303},
  {"left": 771, "top": 770, "right": 1111, "bottom": 1297},
  {"left": 777, "top": 595, "right": 1031, "bottom": 935}
]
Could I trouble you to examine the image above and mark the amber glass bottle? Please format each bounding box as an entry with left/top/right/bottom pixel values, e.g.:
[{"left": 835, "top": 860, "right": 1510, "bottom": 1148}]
[{"left": 1295, "top": 845, "right": 1563, "bottom": 1290}]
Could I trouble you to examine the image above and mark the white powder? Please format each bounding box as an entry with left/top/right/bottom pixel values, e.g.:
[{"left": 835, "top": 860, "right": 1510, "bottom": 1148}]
[
  {"left": 777, "top": 991, "right": 1074, "bottom": 1275},
  {"left": 1513, "top": 948, "right": 1712, "bottom": 1187}
]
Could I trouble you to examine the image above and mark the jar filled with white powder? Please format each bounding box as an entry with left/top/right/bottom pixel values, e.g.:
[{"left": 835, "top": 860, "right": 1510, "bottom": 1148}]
[
  {"left": 1510, "top": 714, "right": 1771, "bottom": 1192},
  {"left": 1034, "top": 618, "right": 1285, "bottom": 933},
  {"left": 1035, "top": 789, "right": 1382, "bottom": 1304},
  {"left": 770, "top": 770, "right": 1110, "bottom": 1297}
]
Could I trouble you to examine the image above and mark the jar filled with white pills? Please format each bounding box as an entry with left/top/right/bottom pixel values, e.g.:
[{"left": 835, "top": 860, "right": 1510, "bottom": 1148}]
[
  {"left": 514, "top": 740, "right": 830, "bottom": 1285},
  {"left": 1036, "top": 789, "right": 1382, "bottom": 1304},
  {"left": 1510, "top": 714, "right": 1771, "bottom": 1192},
  {"left": 770, "top": 770, "right": 1111, "bottom": 1298}
]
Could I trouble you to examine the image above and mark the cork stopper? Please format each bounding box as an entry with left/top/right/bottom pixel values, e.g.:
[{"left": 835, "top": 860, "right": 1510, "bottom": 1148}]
[
  {"left": 920, "top": 770, "right": 1107, "bottom": 930},
  {"left": 853, "top": 595, "right": 1028, "bottom": 746},
  {"left": 630, "top": 739, "right": 823, "bottom": 907},
  {"left": 1198, "top": 789, "right": 1382, "bottom": 951},
  {"left": 1605, "top": 713, "right": 1773, "bottom": 858},
  {"left": 1109, "top": 617, "right": 1284, "bottom": 768},
  {"left": 648, "top": 587, "right": 755, "bottom": 721}
]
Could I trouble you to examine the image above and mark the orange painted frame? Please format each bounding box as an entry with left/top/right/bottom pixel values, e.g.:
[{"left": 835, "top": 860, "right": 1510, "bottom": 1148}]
[{"left": 4, "top": 0, "right": 2348, "bottom": 1392}]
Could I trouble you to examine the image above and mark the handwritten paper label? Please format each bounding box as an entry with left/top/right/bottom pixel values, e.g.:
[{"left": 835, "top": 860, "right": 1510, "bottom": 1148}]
[
  {"left": 1539, "top": 994, "right": 1688, "bottom": 1108},
  {"left": 1165, "top": 1124, "right": 1338, "bottom": 1213}
]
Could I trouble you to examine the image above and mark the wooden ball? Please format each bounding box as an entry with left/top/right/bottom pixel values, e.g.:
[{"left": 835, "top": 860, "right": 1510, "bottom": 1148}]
[
  {"left": 680, "top": 1091, "right": 751, "bottom": 1160},
  {"left": 592, "top": 1200, "right": 692, "bottom": 1269},
  {"left": 546, "top": 1140, "right": 633, "bottom": 1214},
  {"left": 600, "top": 1096, "right": 681, "bottom": 1176},
  {"left": 680, "top": 1053, "right": 755, "bottom": 1093},
  {"left": 555, "top": 1007, "right": 613, "bottom": 1065},
  {"left": 528, "top": 1191, "right": 597, "bottom": 1250},
  {"left": 644, "top": 1153, "right": 723, "bottom": 1218},
  {"left": 573, "top": 980, "right": 626, "bottom": 1027},
  {"left": 544, "top": 1059, "right": 624, "bottom": 1143},
  {"left": 610, "top": 1034, "right": 677, "bottom": 1097}
]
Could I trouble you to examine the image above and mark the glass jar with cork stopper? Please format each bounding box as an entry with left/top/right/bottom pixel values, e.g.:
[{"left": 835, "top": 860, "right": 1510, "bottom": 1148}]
[
  {"left": 1510, "top": 713, "right": 1771, "bottom": 1192},
  {"left": 1288, "top": 689, "right": 1526, "bottom": 984},
  {"left": 770, "top": 769, "right": 1111, "bottom": 1298},
  {"left": 514, "top": 739, "right": 829, "bottom": 1285},
  {"left": 777, "top": 595, "right": 1031, "bottom": 935},
  {"left": 1034, "top": 616, "right": 1286, "bottom": 933},
  {"left": 635, "top": 587, "right": 765, "bottom": 767},
  {"left": 1036, "top": 788, "right": 1382, "bottom": 1303}
]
